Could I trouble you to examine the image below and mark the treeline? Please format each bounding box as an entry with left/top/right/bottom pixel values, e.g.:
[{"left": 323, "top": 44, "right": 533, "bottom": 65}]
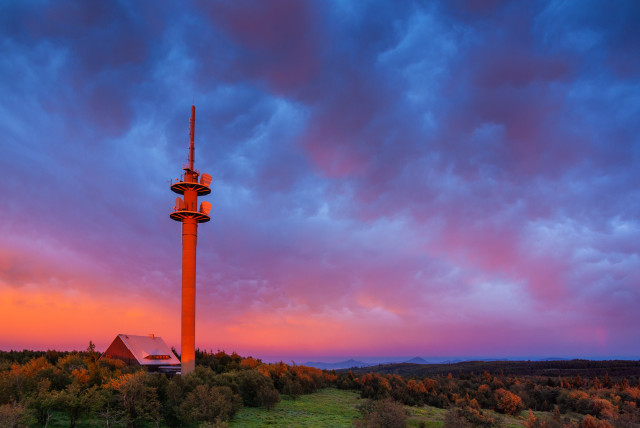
[
  {"left": 195, "top": 349, "right": 336, "bottom": 401},
  {"left": 0, "top": 348, "right": 333, "bottom": 427},
  {"left": 3, "top": 349, "right": 640, "bottom": 428},
  {"left": 0, "top": 350, "right": 76, "bottom": 366},
  {"left": 343, "top": 359, "right": 640, "bottom": 380},
  {"left": 335, "top": 369, "right": 640, "bottom": 427}
]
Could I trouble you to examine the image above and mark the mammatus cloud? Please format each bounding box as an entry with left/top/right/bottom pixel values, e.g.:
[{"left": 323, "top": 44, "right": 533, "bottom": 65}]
[{"left": 0, "top": 0, "right": 638, "bottom": 358}]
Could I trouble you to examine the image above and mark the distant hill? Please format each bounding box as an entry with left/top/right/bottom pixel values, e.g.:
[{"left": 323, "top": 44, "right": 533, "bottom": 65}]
[
  {"left": 303, "top": 359, "right": 369, "bottom": 370},
  {"left": 338, "top": 359, "right": 640, "bottom": 379},
  {"left": 437, "top": 359, "right": 464, "bottom": 364},
  {"left": 403, "top": 357, "right": 430, "bottom": 364}
]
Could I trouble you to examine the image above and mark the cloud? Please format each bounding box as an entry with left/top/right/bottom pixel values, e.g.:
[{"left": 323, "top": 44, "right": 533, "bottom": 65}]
[{"left": 0, "top": 0, "right": 638, "bottom": 357}]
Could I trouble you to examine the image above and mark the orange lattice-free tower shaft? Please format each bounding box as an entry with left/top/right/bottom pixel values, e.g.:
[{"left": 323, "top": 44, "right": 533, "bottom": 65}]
[{"left": 170, "top": 105, "right": 212, "bottom": 375}]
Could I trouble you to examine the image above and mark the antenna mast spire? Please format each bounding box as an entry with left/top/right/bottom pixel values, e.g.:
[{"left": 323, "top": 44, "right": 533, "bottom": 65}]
[{"left": 188, "top": 105, "right": 195, "bottom": 171}]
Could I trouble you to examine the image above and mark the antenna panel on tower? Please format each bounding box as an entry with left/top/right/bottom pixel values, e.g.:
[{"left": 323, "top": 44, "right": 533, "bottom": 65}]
[
  {"left": 199, "top": 201, "right": 212, "bottom": 215},
  {"left": 200, "top": 173, "right": 212, "bottom": 187},
  {"left": 175, "top": 197, "right": 185, "bottom": 211}
]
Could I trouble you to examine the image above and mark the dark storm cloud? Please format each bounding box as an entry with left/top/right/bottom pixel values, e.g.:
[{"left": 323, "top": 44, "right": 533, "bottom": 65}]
[{"left": 0, "top": 0, "right": 638, "bottom": 356}]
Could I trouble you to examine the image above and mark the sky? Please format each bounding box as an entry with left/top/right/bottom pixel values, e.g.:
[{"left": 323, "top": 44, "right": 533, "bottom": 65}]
[{"left": 0, "top": 0, "right": 639, "bottom": 362}]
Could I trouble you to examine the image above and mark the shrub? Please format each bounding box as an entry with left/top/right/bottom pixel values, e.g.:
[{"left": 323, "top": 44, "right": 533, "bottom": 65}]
[
  {"left": 580, "top": 414, "right": 613, "bottom": 428},
  {"left": 525, "top": 409, "right": 546, "bottom": 428},
  {"left": 360, "top": 373, "right": 391, "bottom": 400},
  {"left": 233, "top": 370, "right": 280, "bottom": 408},
  {"left": 104, "top": 371, "right": 161, "bottom": 427},
  {"left": 405, "top": 379, "right": 427, "bottom": 405},
  {"left": 282, "top": 378, "right": 304, "bottom": 399},
  {"left": 355, "top": 398, "right": 407, "bottom": 428},
  {"left": 443, "top": 409, "right": 474, "bottom": 428},
  {"left": 476, "top": 383, "right": 495, "bottom": 409},
  {"left": 179, "top": 385, "right": 241, "bottom": 424},
  {"left": 182, "top": 366, "right": 218, "bottom": 390},
  {"left": 558, "top": 390, "right": 591, "bottom": 414},
  {"left": 259, "top": 385, "right": 280, "bottom": 410},
  {"left": 0, "top": 402, "right": 32, "bottom": 428},
  {"left": 446, "top": 398, "right": 495, "bottom": 428},
  {"left": 590, "top": 398, "right": 616, "bottom": 420}
]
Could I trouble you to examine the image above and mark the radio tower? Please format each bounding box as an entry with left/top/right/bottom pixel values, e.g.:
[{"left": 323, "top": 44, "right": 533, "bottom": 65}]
[{"left": 170, "top": 105, "right": 212, "bottom": 375}]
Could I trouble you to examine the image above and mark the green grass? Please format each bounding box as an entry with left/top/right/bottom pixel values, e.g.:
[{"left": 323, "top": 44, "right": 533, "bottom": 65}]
[
  {"left": 406, "top": 405, "right": 446, "bottom": 427},
  {"left": 230, "top": 390, "right": 530, "bottom": 428},
  {"left": 252, "top": 392, "right": 546, "bottom": 428},
  {"left": 230, "top": 388, "right": 362, "bottom": 427},
  {"left": 404, "top": 405, "right": 532, "bottom": 428},
  {"left": 38, "top": 412, "right": 104, "bottom": 428},
  {"left": 40, "top": 389, "right": 582, "bottom": 428}
]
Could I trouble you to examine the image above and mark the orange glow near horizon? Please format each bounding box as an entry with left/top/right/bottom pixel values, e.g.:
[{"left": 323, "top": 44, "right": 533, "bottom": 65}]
[
  {"left": 0, "top": 283, "right": 413, "bottom": 358},
  {"left": 0, "top": 285, "right": 179, "bottom": 352}
]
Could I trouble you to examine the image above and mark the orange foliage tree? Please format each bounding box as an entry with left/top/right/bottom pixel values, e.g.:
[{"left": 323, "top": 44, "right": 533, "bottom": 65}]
[{"left": 495, "top": 388, "right": 523, "bottom": 415}]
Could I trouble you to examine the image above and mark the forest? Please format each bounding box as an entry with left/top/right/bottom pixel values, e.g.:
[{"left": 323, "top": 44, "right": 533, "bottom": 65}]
[
  {"left": 343, "top": 359, "right": 640, "bottom": 379},
  {"left": 1, "top": 348, "right": 639, "bottom": 427}
]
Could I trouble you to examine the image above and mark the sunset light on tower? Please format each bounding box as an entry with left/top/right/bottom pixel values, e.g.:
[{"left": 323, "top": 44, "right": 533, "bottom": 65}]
[{"left": 170, "top": 105, "right": 212, "bottom": 375}]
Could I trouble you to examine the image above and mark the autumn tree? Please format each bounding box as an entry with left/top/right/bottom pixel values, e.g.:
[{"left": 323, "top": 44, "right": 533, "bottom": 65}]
[
  {"left": 525, "top": 409, "right": 546, "bottom": 428},
  {"left": 405, "top": 379, "right": 427, "bottom": 405},
  {"left": 590, "top": 398, "right": 616, "bottom": 421},
  {"left": 580, "top": 414, "right": 613, "bottom": 428},
  {"left": 602, "top": 372, "right": 612, "bottom": 389},
  {"left": 495, "top": 388, "right": 523, "bottom": 415},
  {"left": 592, "top": 377, "right": 602, "bottom": 390},
  {"left": 360, "top": 373, "right": 391, "bottom": 400},
  {"left": 445, "top": 397, "right": 494, "bottom": 428}
]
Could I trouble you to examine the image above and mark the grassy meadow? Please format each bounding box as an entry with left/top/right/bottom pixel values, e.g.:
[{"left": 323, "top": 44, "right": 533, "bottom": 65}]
[
  {"left": 230, "top": 387, "right": 559, "bottom": 428},
  {"left": 230, "top": 388, "right": 361, "bottom": 427}
]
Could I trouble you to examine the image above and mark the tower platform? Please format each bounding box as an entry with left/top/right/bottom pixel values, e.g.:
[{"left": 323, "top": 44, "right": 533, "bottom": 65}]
[
  {"left": 170, "top": 181, "right": 211, "bottom": 196},
  {"left": 169, "top": 210, "right": 210, "bottom": 223}
]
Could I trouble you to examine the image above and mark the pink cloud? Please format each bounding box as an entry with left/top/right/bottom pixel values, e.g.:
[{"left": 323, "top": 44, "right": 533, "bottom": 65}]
[{"left": 0, "top": 0, "right": 638, "bottom": 360}]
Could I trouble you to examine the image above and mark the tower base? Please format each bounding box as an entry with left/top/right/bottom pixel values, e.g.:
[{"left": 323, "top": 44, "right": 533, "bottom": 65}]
[{"left": 181, "top": 359, "right": 195, "bottom": 375}]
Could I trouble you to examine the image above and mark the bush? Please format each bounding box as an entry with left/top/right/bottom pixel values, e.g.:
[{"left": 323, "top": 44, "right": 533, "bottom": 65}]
[
  {"left": 355, "top": 398, "right": 407, "bottom": 428},
  {"left": 525, "top": 409, "right": 546, "bottom": 428},
  {"left": 0, "top": 402, "right": 32, "bottom": 428},
  {"left": 590, "top": 398, "right": 616, "bottom": 420},
  {"left": 233, "top": 370, "right": 280, "bottom": 408},
  {"left": 258, "top": 385, "right": 280, "bottom": 410},
  {"left": 182, "top": 366, "right": 218, "bottom": 390},
  {"left": 580, "top": 414, "right": 613, "bottom": 428},
  {"left": 179, "top": 385, "right": 241, "bottom": 424},
  {"left": 446, "top": 398, "right": 495, "bottom": 428},
  {"left": 104, "top": 371, "right": 161, "bottom": 427},
  {"left": 558, "top": 390, "right": 591, "bottom": 414},
  {"left": 443, "top": 409, "right": 474, "bottom": 428},
  {"left": 360, "top": 373, "right": 391, "bottom": 400},
  {"left": 282, "top": 378, "right": 304, "bottom": 399}
]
